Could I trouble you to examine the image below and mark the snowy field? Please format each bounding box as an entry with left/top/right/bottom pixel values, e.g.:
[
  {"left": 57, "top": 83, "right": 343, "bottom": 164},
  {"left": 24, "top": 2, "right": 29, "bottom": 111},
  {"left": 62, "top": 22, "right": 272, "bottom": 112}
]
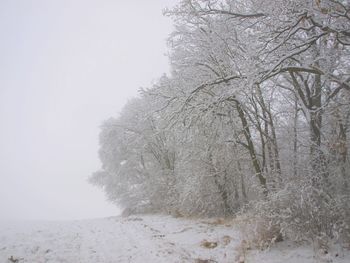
[{"left": 0, "top": 215, "right": 349, "bottom": 263}]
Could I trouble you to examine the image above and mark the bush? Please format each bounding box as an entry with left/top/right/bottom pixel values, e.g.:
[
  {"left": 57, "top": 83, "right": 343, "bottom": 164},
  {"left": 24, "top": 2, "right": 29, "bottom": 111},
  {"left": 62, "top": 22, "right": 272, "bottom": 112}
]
[{"left": 238, "top": 183, "right": 350, "bottom": 249}]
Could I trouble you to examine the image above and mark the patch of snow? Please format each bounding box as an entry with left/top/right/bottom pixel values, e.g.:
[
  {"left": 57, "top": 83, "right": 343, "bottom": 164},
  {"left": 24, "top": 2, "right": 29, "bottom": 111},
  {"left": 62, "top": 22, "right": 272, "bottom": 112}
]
[
  {"left": 0, "top": 216, "right": 349, "bottom": 263},
  {"left": 0, "top": 216, "right": 238, "bottom": 263}
]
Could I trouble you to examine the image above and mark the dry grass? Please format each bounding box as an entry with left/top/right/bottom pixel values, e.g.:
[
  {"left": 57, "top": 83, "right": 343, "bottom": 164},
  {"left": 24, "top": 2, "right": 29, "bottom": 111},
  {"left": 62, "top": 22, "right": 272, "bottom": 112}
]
[
  {"left": 200, "top": 239, "right": 218, "bottom": 249},
  {"left": 194, "top": 259, "right": 218, "bottom": 263},
  {"left": 235, "top": 214, "right": 282, "bottom": 250},
  {"left": 200, "top": 217, "right": 234, "bottom": 227},
  {"left": 221, "top": 235, "right": 232, "bottom": 246},
  {"left": 234, "top": 239, "right": 249, "bottom": 263}
]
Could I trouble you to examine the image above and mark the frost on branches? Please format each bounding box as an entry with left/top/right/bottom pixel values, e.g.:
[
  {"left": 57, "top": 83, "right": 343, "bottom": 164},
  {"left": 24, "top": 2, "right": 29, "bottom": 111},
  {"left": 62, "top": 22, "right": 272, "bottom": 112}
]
[{"left": 90, "top": 0, "right": 350, "bottom": 249}]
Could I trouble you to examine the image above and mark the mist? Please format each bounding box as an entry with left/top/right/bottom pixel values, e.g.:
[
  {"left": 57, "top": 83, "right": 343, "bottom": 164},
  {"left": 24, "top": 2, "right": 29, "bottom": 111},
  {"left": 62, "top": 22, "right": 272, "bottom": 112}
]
[{"left": 0, "top": 0, "right": 175, "bottom": 220}]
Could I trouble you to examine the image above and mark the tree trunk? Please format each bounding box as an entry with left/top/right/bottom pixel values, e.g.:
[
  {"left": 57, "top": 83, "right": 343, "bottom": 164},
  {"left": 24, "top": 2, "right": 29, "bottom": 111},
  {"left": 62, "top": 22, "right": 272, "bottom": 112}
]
[
  {"left": 293, "top": 94, "right": 299, "bottom": 178},
  {"left": 234, "top": 99, "right": 268, "bottom": 195}
]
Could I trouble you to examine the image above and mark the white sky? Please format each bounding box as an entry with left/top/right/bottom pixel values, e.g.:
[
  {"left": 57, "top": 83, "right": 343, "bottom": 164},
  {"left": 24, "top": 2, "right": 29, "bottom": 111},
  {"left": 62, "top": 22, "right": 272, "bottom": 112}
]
[{"left": 0, "top": 0, "right": 177, "bottom": 220}]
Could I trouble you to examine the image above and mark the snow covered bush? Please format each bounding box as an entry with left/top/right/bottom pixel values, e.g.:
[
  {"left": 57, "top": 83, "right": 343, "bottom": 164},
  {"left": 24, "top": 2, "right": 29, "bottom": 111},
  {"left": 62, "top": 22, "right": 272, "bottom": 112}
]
[
  {"left": 239, "top": 182, "right": 350, "bottom": 250},
  {"left": 237, "top": 211, "right": 283, "bottom": 250}
]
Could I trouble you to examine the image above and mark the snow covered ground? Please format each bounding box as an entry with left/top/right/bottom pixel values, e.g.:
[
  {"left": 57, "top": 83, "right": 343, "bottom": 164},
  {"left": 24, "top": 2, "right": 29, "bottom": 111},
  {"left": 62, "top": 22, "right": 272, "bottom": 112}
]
[{"left": 0, "top": 215, "right": 349, "bottom": 263}]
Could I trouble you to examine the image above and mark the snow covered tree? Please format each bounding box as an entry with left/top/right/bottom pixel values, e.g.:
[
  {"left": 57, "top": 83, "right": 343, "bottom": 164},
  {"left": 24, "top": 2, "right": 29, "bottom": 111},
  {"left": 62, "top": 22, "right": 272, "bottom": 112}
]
[{"left": 92, "top": 0, "right": 350, "bottom": 247}]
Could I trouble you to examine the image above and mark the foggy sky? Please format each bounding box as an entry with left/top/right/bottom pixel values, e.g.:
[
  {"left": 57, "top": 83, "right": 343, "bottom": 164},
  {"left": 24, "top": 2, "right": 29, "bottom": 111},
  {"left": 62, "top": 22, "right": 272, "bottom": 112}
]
[{"left": 0, "top": 0, "right": 176, "bottom": 220}]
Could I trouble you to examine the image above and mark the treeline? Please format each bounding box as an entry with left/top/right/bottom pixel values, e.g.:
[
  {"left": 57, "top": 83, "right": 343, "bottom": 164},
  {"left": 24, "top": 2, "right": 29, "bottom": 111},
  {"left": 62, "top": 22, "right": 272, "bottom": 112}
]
[{"left": 91, "top": 0, "right": 350, "bottom": 246}]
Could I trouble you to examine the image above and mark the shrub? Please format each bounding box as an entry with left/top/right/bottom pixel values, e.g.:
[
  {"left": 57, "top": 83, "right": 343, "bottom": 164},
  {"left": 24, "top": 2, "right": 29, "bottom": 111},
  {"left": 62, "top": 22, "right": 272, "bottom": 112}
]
[{"left": 238, "top": 183, "right": 350, "bottom": 249}]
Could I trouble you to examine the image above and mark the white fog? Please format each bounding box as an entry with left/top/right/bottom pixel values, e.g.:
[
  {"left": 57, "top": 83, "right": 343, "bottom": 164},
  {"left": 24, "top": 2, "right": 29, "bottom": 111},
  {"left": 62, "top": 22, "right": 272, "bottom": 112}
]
[{"left": 0, "top": 0, "right": 175, "bottom": 220}]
